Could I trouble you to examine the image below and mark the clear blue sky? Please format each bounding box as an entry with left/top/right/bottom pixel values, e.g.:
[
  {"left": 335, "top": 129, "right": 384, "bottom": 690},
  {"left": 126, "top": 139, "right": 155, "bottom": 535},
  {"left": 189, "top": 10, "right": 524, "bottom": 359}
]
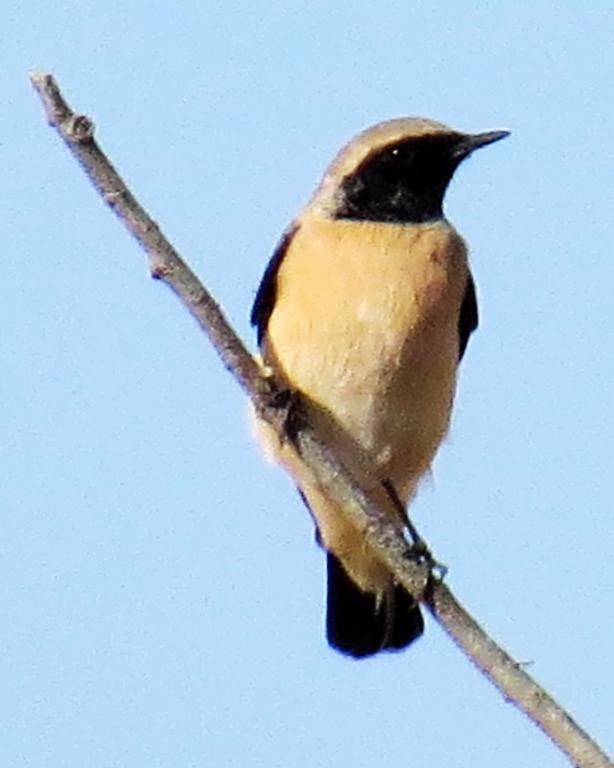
[{"left": 4, "top": 3, "right": 614, "bottom": 767}]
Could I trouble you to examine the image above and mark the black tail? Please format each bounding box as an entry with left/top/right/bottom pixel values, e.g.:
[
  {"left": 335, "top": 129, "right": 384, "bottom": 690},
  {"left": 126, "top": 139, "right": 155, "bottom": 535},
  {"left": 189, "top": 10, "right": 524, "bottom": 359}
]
[{"left": 326, "top": 553, "right": 424, "bottom": 658}]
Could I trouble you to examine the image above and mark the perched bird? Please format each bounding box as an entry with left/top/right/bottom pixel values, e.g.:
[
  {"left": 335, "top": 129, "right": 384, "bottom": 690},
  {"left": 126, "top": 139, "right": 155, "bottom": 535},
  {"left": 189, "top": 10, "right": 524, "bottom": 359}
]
[{"left": 251, "top": 117, "right": 508, "bottom": 658}]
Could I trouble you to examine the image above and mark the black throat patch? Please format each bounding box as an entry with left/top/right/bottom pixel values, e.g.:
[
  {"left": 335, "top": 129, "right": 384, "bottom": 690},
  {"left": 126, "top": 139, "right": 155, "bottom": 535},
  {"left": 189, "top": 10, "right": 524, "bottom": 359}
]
[{"left": 334, "top": 133, "right": 464, "bottom": 224}]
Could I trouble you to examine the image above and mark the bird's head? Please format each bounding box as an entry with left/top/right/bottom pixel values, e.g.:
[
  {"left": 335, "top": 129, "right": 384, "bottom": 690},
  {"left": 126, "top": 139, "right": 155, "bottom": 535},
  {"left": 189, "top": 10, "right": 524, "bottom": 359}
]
[{"left": 308, "top": 117, "right": 509, "bottom": 224}]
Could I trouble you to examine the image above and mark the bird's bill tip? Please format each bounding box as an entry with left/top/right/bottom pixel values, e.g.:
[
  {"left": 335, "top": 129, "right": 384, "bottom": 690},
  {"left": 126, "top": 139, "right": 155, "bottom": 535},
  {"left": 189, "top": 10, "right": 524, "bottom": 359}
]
[{"left": 459, "top": 129, "right": 510, "bottom": 155}]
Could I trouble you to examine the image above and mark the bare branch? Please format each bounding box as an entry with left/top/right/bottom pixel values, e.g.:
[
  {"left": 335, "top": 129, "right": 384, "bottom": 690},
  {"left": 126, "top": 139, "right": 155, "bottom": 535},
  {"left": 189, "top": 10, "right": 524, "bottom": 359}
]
[
  {"left": 426, "top": 583, "right": 609, "bottom": 767},
  {"left": 30, "top": 71, "right": 613, "bottom": 768},
  {"left": 28, "top": 69, "right": 428, "bottom": 604}
]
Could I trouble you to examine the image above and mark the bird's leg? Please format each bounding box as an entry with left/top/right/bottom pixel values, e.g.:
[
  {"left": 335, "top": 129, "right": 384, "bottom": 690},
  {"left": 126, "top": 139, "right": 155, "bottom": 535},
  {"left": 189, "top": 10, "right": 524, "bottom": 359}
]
[
  {"left": 260, "top": 381, "right": 308, "bottom": 445},
  {"left": 381, "top": 479, "right": 436, "bottom": 567}
]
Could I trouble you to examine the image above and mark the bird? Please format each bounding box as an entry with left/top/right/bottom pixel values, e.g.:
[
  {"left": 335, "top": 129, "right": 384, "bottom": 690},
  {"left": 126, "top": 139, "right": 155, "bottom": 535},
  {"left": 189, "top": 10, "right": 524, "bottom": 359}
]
[{"left": 250, "top": 117, "right": 508, "bottom": 658}]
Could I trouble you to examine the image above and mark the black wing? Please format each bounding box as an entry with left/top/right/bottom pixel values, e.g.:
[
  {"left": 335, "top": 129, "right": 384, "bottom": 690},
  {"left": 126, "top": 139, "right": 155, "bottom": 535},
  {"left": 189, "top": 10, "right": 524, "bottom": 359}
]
[
  {"left": 250, "top": 224, "right": 299, "bottom": 346},
  {"left": 458, "top": 272, "right": 478, "bottom": 361}
]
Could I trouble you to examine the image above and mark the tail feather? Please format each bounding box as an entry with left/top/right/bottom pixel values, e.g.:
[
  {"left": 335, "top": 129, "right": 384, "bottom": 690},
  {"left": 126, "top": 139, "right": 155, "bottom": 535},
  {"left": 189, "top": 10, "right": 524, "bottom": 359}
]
[{"left": 326, "top": 553, "right": 424, "bottom": 658}]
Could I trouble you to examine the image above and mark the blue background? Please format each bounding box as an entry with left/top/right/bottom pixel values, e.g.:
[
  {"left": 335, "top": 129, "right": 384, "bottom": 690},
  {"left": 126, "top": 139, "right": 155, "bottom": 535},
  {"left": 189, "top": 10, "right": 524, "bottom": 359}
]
[{"left": 4, "top": 3, "right": 613, "bottom": 766}]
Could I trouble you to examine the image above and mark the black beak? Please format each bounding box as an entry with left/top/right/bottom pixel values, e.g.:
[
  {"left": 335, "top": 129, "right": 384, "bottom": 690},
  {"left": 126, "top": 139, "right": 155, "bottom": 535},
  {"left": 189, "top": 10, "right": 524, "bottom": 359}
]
[{"left": 453, "top": 129, "right": 510, "bottom": 159}]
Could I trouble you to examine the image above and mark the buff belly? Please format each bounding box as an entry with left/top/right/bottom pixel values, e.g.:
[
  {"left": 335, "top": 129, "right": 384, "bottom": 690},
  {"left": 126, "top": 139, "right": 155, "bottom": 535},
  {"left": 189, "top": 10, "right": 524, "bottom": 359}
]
[{"left": 253, "top": 215, "right": 468, "bottom": 593}]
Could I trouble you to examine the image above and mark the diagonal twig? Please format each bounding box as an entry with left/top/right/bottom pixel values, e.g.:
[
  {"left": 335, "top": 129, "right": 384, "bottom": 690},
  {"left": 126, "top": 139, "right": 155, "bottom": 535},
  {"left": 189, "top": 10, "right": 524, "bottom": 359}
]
[
  {"left": 28, "top": 69, "right": 428, "bottom": 604},
  {"left": 30, "top": 71, "right": 613, "bottom": 768}
]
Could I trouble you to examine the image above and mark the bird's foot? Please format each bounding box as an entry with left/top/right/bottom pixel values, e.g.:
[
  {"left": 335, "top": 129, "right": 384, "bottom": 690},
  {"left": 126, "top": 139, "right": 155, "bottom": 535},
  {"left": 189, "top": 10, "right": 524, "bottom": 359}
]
[
  {"left": 261, "top": 385, "right": 307, "bottom": 444},
  {"left": 404, "top": 537, "right": 447, "bottom": 579}
]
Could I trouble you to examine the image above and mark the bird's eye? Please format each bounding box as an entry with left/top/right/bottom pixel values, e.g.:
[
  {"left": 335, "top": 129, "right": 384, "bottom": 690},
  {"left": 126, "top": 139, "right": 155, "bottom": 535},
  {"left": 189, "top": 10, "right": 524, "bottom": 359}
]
[{"left": 382, "top": 146, "right": 402, "bottom": 164}]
